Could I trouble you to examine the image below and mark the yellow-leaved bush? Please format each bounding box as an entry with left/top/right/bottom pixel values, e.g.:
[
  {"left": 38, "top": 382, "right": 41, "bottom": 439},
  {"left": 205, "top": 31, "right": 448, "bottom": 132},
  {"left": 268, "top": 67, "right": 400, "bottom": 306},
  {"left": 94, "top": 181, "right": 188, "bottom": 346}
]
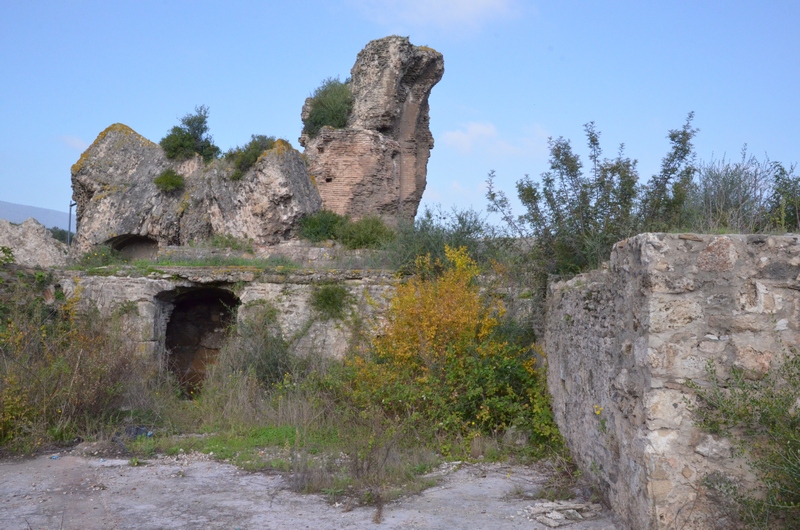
[{"left": 346, "top": 246, "right": 560, "bottom": 446}]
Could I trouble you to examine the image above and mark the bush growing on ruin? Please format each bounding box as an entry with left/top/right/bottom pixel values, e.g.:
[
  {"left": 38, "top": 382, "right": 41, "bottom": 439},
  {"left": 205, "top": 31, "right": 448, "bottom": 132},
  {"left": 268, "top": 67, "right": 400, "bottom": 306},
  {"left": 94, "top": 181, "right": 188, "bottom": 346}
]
[
  {"left": 0, "top": 246, "right": 13, "bottom": 266},
  {"left": 225, "top": 134, "right": 277, "bottom": 180},
  {"left": 302, "top": 77, "right": 353, "bottom": 138},
  {"left": 345, "top": 246, "right": 560, "bottom": 448},
  {"left": 336, "top": 215, "right": 394, "bottom": 249},
  {"left": 689, "top": 357, "right": 800, "bottom": 528},
  {"left": 153, "top": 168, "right": 185, "bottom": 192},
  {"left": 488, "top": 113, "right": 799, "bottom": 278},
  {"left": 310, "top": 283, "right": 351, "bottom": 320},
  {"left": 298, "top": 211, "right": 394, "bottom": 249},
  {"left": 298, "top": 210, "right": 346, "bottom": 242},
  {"left": 160, "top": 105, "right": 221, "bottom": 162}
]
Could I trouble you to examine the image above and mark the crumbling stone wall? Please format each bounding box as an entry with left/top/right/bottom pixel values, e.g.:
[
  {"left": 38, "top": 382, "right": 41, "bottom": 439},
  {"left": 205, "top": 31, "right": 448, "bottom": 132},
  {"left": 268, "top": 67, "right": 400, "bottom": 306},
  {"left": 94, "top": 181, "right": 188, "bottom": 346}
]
[
  {"left": 58, "top": 268, "right": 395, "bottom": 364},
  {"left": 546, "top": 233, "right": 800, "bottom": 529}
]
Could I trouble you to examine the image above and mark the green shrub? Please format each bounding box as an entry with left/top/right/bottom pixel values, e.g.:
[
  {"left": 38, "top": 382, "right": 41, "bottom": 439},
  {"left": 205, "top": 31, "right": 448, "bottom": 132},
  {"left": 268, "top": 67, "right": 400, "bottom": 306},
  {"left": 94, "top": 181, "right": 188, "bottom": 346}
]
[
  {"left": 298, "top": 210, "right": 346, "bottom": 242},
  {"left": 0, "top": 246, "right": 13, "bottom": 266},
  {"left": 154, "top": 168, "right": 185, "bottom": 192},
  {"left": 302, "top": 77, "right": 353, "bottom": 138},
  {"left": 0, "top": 273, "right": 138, "bottom": 449},
  {"left": 345, "top": 247, "right": 561, "bottom": 449},
  {"left": 160, "top": 105, "right": 221, "bottom": 162},
  {"left": 689, "top": 358, "right": 800, "bottom": 528},
  {"left": 310, "top": 283, "right": 350, "bottom": 320},
  {"left": 225, "top": 135, "right": 276, "bottom": 180},
  {"left": 337, "top": 215, "right": 395, "bottom": 250},
  {"left": 382, "top": 206, "right": 489, "bottom": 272}
]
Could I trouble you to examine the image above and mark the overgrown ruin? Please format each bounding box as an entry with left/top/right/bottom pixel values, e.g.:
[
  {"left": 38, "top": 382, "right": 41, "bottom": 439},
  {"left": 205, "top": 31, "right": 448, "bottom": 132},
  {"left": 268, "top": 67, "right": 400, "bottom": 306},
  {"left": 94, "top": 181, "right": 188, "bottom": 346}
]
[
  {"left": 300, "top": 36, "right": 444, "bottom": 222},
  {"left": 5, "top": 33, "right": 798, "bottom": 530},
  {"left": 546, "top": 233, "right": 800, "bottom": 529}
]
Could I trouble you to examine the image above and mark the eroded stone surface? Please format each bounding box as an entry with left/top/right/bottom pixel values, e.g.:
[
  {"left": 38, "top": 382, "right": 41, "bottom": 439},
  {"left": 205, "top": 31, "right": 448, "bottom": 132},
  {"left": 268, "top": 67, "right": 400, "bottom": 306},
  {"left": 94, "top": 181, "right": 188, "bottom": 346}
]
[
  {"left": 300, "top": 36, "right": 444, "bottom": 222},
  {"left": 546, "top": 233, "right": 800, "bottom": 530},
  {"left": 71, "top": 125, "right": 321, "bottom": 254},
  {"left": 0, "top": 218, "right": 68, "bottom": 267}
]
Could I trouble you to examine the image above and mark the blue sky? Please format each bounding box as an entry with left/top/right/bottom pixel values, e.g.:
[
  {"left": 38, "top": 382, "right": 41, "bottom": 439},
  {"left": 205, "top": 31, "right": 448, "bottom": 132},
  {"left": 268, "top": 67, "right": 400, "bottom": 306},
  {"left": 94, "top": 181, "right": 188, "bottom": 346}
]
[{"left": 1, "top": 0, "right": 798, "bottom": 219}]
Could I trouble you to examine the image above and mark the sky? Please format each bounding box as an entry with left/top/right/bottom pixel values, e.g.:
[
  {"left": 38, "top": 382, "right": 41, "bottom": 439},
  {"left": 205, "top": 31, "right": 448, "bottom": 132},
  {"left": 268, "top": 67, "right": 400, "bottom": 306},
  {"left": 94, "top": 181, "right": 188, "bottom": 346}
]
[{"left": 1, "top": 0, "right": 798, "bottom": 220}]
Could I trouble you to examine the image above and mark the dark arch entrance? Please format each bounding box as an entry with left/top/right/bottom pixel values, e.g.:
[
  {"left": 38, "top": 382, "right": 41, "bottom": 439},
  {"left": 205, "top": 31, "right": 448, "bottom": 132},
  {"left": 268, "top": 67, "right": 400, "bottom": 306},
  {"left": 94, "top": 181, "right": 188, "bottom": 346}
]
[
  {"left": 105, "top": 234, "right": 158, "bottom": 260},
  {"left": 163, "top": 288, "right": 240, "bottom": 395}
]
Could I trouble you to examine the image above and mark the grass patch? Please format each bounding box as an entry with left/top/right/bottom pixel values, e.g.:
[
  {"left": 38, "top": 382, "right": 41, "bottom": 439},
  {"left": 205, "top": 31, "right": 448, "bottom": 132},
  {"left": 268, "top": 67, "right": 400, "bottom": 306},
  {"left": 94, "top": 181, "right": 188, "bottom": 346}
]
[{"left": 206, "top": 233, "right": 255, "bottom": 253}]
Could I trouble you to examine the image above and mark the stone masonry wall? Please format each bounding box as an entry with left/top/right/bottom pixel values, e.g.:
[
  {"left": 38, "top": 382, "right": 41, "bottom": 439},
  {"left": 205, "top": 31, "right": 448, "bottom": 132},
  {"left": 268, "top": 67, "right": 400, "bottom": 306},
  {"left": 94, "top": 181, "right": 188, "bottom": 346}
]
[
  {"left": 546, "top": 233, "right": 800, "bottom": 529},
  {"left": 58, "top": 268, "right": 397, "bottom": 362}
]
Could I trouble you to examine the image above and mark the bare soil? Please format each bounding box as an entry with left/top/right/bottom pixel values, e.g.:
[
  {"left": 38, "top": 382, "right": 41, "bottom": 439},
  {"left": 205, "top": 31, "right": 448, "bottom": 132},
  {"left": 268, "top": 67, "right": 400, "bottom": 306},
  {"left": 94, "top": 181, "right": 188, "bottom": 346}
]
[{"left": 1, "top": 450, "right": 621, "bottom": 529}]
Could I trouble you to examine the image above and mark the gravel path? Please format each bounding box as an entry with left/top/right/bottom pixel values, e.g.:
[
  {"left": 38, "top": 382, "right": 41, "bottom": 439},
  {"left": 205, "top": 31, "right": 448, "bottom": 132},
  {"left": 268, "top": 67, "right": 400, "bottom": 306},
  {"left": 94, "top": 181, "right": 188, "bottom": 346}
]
[{"left": 1, "top": 452, "right": 621, "bottom": 529}]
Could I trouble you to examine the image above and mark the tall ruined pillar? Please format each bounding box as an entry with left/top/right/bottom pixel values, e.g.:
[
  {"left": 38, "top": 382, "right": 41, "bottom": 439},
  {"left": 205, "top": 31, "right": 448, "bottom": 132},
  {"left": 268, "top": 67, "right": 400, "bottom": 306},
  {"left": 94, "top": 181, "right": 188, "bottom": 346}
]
[{"left": 299, "top": 36, "right": 444, "bottom": 222}]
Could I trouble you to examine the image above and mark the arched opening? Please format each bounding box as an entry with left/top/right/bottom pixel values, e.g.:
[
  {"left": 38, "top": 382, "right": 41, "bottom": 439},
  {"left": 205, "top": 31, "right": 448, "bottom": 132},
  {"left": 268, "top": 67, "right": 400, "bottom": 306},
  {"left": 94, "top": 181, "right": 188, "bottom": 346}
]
[
  {"left": 163, "top": 288, "right": 240, "bottom": 396},
  {"left": 106, "top": 234, "right": 158, "bottom": 260}
]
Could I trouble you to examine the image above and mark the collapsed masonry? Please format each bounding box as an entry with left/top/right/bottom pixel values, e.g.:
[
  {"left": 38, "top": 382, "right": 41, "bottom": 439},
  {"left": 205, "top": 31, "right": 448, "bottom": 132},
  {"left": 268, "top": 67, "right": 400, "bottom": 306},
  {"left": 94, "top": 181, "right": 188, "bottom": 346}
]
[
  {"left": 300, "top": 36, "right": 444, "bottom": 222},
  {"left": 69, "top": 36, "right": 442, "bottom": 258},
  {"left": 546, "top": 233, "right": 800, "bottom": 530},
  {"left": 59, "top": 267, "right": 396, "bottom": 394}
]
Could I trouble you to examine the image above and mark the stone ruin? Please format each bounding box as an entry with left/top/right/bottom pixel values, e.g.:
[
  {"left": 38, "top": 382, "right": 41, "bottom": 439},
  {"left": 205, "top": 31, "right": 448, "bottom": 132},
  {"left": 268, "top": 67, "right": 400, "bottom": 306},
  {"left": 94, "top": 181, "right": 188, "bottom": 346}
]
[
  {"left": 546, "top": 233, "right": 800, "bottom": 529},
  {"left": 69, "top": 36, "right": 443, "bottom": 259},
  {"left": 9, "top": 32, "right": 797, "bottom": 530},
  {"left": 300, "top": 36, "right": 443, "bottom": 222}
]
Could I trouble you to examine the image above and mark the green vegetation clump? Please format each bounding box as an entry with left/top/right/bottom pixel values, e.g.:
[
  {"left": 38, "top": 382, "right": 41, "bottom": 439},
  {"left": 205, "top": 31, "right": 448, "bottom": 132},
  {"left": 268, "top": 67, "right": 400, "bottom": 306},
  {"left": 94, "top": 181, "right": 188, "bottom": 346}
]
[
  {"left": 78, "top": 245, "right": 120, "bottom": 268},
  {"left": 0, "top": 246, "right": 13, "bottom": 266},
  {"left": 337, "top": 215, "right": 395, "bottom": 249},
  {"left": 689, "top": 358, "right": 800, "bottom": 528},
  {"left": 154, "top": 168, "right": 185, "bottom": 193},
  {"left": 48, "top": 227, "right": 74, "bottom": 245},
  {"left": 310, "top": 283, "right": 350, "bottom": 320},
  {"left": 298, "top": 210, "right": 394, "bottom": 249},
  {"left": 298, "top": 210, "right": 347, "bottom": 242},
  {"left": 159, "top": 105, "right": 221, "bottom": 162},
  {"left": 302, "top": 77, "right": 353, "bottom": 138},
  {"left": 225, "top": 135, "right": 276, "bottom": 180}
]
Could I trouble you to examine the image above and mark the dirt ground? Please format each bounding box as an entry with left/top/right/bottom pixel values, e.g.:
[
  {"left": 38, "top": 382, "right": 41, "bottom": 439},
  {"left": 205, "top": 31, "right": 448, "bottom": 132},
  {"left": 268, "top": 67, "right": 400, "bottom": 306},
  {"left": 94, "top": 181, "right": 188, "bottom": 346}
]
[{"left": 1, "top": 450, "right": 621, "bottom": 529}]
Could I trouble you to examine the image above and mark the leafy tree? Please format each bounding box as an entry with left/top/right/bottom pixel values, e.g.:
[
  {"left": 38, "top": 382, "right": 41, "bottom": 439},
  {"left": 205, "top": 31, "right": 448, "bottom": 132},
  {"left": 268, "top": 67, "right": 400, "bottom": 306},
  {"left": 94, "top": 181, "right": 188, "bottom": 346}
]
[
  {"left": 160, "top": 105, "right": 221, "bottom": 162},
  {"left": 488, "top": 122, "right": 640, "bottom": 274},
  {"left": 639, "top": 112, "right": 699, "bottom": 231},
  {"left": 48, "top": 227, "right": 73, "bottom": 245}
]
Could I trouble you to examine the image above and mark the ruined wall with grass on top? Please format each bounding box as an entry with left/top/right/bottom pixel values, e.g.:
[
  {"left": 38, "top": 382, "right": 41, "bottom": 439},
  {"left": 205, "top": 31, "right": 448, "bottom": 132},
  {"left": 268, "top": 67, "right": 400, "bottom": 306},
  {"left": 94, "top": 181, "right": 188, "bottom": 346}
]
[
  {"left": 545, "top": 233, "right": 800, "bottom": 529},
  {"left": 57, "top": 268, "right": 397, "bottom": 375}
]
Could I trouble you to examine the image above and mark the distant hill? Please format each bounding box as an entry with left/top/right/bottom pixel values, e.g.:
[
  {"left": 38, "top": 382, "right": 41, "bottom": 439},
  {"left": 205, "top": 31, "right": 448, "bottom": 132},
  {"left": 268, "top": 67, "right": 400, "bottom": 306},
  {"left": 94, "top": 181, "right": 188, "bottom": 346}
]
[{"left": 0, "top": 200, "right": 75, "bottom": 230}]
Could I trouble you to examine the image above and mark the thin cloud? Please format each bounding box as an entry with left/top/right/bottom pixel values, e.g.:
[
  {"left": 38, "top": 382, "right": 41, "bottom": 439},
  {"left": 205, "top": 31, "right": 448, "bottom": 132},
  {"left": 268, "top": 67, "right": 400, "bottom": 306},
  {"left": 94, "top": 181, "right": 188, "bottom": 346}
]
[
  {"left": 442, "top": 122, "right": 498, "bottom": 153},
  {"left": 59, "top": 135, "right": 89, "bottom": 151},
  {"left": 350, "top": 0, "right": 520, "bottom": 31},
  {"left": 443, "top": 121, "right": 551, "bottom": 157}
]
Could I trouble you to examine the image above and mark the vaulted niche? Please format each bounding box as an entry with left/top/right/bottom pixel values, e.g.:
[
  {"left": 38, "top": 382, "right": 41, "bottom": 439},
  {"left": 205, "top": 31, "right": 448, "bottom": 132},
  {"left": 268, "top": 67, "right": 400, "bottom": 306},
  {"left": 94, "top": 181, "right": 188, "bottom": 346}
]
[
  {"left": 105, "top": 234, "right": 158, "bottom": 260},
  {"left": 163, "top": 288, "right": 240, "bottom": 396}
]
